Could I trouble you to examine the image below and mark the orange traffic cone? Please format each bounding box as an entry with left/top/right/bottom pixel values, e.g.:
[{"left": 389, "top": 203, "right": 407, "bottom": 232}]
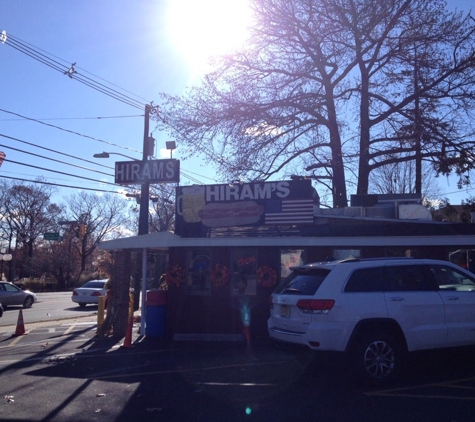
[
  {"left": 12, "top": 309, "right": 27, "bottom": 336},
  {"left": 121, "top": 315, "right": 134, "bottom": 349}
]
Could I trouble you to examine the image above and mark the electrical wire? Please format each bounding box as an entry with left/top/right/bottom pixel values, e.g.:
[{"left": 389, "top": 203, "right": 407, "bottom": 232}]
[
  {"left": 0, "top": 114, "right": 143, "bottom": 121},
  {"left": 0, "top": 109, "right": 142, "bottom": 155},
  {"left": 3, "top": 32, "right": 147, "bottom": 110},
  {"left": 0, "top": 133, "right": 114, "bottom": 169},
  {"left": 0, "top": 142, "right": 113, "bottom": 177},
  {"left": 0, "top": 174, "right": 121, "bottom": 194},
  {"left": 3, "top": 158, "right": 121, "bottom": 188},
  {"left": 0, "top": 33, "right": 216, "bottom": 189}
]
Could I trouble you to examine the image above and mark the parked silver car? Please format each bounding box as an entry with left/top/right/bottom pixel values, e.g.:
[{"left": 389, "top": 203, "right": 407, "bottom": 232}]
[
  {"left": 0, "top": 281, "right": 37, "bottom": 308},
  {"left": 71, "top": 279, "right": 108, "bottom": 307}
]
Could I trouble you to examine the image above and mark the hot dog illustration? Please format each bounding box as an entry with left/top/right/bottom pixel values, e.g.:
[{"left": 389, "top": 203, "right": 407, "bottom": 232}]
[{"left": 199, "top": 201, "right": 264, "bottom": 227}]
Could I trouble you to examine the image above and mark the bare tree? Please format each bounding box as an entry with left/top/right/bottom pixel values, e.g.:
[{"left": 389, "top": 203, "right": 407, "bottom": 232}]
[
  {"left": 149, "top": 184, "right": 175, "bottom": 233},
  {"left": 159, "top": 0, "right": 475, "bottom": 207},
  {"left": 65, "top": 192, "right": 129, "bottom": 277},
  {"left": 345, "top": 0, "right": 475, "bottom": 194},
  {"left": 124, "top": 184, "right": 176, "bottom": 233},
  {"left": 0, "top": 179, "right": 63, "bottom": 277},
  {"left": 369, "top": 157, "right": 444, "bottom": 202}
]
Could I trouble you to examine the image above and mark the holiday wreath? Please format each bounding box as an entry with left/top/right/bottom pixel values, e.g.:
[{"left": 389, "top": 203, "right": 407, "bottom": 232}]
[
  {"left": 210, "top": 263, "right": 230, "bottom": 287},
  {"left": 257, "top": 266, "right": 278, "bottom": 288},
  {"left": 165, "top": 264, "right": 185, "bottom": 287}
]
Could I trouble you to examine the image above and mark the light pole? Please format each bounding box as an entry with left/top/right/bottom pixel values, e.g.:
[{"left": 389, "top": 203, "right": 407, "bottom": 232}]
[
  {"left": 93, "top": 104, "right": 155, "bottom": 333},
  {"left": 0, "top": 247, "right": 12, "bottom": 281}
]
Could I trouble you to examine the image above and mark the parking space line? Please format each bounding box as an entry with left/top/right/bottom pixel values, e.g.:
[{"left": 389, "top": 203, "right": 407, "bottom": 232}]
[
  {"left": 7, "top": 333, "right": 28, "bottom": 347},
  {"left": 61, "top": 324, "right": 75, "bottom": 336},
  {"left": 365, "top": 377, "right": 475, "bottom": 400}
]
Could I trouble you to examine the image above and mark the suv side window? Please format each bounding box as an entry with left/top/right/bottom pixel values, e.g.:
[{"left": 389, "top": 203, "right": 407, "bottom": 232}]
[
  {"left": 428, "top": 264, "right": 475, "bottom": 291},
  {"left": 344, "top": 267, "right": 386, "bottom": 292},
  {"left": 386, "top": 265, "right": 434, "bottom": 292}
]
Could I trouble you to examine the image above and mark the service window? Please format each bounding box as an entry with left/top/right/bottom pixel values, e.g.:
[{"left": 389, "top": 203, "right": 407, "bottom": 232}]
[
  {"left": 186, "top": 249, "right": 211, "bottom": 294},
  {"left": 231, "top": 248, "right": 257, "bottom": 296},
  {"left": 280, "top": 249, "right": 307, "bottom": 279},
  {"left": 333, "top": 249, "right": 361, "bottom": 260}
]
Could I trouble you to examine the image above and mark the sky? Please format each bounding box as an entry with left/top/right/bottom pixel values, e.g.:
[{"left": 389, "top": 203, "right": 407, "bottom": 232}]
[{"left": 0, "top": 0, "right": 474, "bottom": 209}]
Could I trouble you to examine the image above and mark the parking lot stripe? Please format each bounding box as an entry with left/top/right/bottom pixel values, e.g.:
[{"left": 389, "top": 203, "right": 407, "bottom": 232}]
[
  {"left": 365, "top": 377, "right": 475, "bottom": 400},
  {"left": 8, "top": 334, "right": 26, "bottom": 347},
  {"left": 61, "top": 324, "right": 75, "bottom": 336}
]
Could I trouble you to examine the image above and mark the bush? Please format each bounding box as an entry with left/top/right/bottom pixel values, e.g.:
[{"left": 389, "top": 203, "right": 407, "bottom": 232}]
[{"left": 15, "top": 278, "right": 58, "bottom": 292}]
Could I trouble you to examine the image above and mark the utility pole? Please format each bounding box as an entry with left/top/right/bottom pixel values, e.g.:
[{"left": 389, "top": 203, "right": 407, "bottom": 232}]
[
  {"left": 136, "top": 104, "right": 154, "bottom": 320},
  {"left": 138, "top": 104, "right": 151, "bottom": 236}
]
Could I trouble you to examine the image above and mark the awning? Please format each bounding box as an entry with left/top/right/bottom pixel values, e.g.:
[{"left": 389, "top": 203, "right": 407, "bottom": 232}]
[{"left": 99, "top": 231, "right": 475, "bottom": 251}]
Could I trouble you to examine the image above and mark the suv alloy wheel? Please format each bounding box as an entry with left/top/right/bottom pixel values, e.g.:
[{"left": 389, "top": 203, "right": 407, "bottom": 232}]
[{"left": 352, "top": 330, "right": 403, "bottom": 384}]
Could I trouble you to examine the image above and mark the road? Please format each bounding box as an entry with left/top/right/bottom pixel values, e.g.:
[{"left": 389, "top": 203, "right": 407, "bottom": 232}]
[{"left": 0, "top": 292, "right": 99, "bottom": 327}]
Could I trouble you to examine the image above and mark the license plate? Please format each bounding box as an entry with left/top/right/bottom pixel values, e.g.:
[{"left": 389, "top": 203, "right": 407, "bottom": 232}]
[{"left": 280, "top": 305, "right": 290, "bottom": 318}]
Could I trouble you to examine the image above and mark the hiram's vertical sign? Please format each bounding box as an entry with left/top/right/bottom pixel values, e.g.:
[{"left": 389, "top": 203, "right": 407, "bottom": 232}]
[
  {"left": 175, "top": 179, "right": 317, "bottom": 236},
  {"left": 114, "top": 159, "right": 180, "bottom": 184}
]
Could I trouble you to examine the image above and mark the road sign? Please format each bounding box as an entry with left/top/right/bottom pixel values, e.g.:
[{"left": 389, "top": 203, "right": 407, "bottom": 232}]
[
  {"left": 115, "top": 159, "right": 180, "bottom": 184},
  {"left": 44, "top": 232, "right": 60, "bottom": 241}
]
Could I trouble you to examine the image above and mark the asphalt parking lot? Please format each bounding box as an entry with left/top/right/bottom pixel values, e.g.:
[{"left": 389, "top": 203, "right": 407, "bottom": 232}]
[{"left": 1, "top": 319, "right": 475, "bottom": 422}]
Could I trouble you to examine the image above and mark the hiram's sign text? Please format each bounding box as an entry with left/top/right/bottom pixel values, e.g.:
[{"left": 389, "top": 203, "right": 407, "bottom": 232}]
[
  {"left": 175, "top": 179, "right": 316, "bottom": 234},
  {"left": 115, "top": 159, "right": 180, "bottom": 184}
]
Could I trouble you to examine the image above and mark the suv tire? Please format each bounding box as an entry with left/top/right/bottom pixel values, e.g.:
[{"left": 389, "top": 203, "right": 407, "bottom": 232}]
[{"left": 352, "top": 330, "right": 403, "bottom": 384}]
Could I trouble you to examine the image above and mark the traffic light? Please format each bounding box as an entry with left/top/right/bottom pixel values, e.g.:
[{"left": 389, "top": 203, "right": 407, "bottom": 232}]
[
  {"left": 145, "top": 135, "right": 155, "bottom": 157},
  {"left": 79, "top": 224, "right": 86, "bottom": 240}
]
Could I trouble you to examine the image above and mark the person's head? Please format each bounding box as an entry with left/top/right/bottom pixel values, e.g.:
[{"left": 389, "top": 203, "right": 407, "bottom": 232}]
[{"left": 237, "top": 275, "right": 247, "bottom": 294}]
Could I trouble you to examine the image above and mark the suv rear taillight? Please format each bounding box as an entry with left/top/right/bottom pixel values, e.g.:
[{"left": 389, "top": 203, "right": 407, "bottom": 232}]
[{"left": 297, "top": 299, "right": 335, "bottom": 314}]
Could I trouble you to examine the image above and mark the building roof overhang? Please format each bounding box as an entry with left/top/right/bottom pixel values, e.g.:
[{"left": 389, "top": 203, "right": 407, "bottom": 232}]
[{"left": 99, "top": 230, "right": 475, "bottom": 251}]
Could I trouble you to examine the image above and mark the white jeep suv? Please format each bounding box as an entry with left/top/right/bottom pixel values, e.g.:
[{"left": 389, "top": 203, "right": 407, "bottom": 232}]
[{"left": 268, "top": 257, "right": 475, "bottom": 383}]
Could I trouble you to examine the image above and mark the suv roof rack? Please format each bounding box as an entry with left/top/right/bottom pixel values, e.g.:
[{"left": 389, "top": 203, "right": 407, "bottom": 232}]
[{"left": 339, "top": 257, "right": 414, "bottom": 263}]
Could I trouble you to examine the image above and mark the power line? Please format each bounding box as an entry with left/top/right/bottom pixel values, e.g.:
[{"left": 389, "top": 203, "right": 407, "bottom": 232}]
[
  {"left": 0, "top": 114, "right": 143, "bottom": 122},
  {"left": 2, "top": 32, "right": 148, "bottom": 110},
  {"left": 0, "top": 109, "right": 142, "bottom": 155},
  {"left": 3, "top": 158, "right": 121, "bottom": 188},
  {"left": 0, "top": 133, "right": 114, "bottom": 170},
  {"left": 0, "top": 142, "right": 113, "bottom": 177},
  {"left": 0, "top": 174, "right": 121, "bottom": 194}
]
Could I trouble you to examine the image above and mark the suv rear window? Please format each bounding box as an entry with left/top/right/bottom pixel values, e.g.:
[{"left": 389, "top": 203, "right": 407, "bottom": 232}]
[{"left": 274, "top": 268, "right": 330, "bottom": 295}]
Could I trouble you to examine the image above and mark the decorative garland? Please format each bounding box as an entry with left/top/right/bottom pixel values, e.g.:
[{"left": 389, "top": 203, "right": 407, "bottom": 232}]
[
  {"left": 166, "top": 264, "right": 185, "bottom": 287},
  {"left": 257, "top": 266, "right": 278, "bottom": 288},
  {"left": 210, "top": 263, "right": 230, "bottom": 287}
]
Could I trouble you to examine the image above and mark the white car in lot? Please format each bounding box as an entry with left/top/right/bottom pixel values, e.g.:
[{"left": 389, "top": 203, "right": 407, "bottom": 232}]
[
  {"left": 268, "top": 257, "right": 475, "bottom": 383},
  {"left": 71, "top": 279, "right": 108, "bottom": 308}
]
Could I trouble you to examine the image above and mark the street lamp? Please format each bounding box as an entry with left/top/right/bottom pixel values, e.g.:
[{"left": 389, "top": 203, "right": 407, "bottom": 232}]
[
  {"left": 0, "top": 248, "right": 12, "bottom": 281},
  {"left": 93, "top": 152, "right": 139, "bottom": 161},
  {"left": 166, "top": 141, "right": 176, "bottom": 159}
]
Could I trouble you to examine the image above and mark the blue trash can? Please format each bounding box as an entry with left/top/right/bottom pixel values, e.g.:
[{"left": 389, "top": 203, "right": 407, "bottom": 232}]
[{"left": 145, "top": 290, "right": 168, "bottom": 338}]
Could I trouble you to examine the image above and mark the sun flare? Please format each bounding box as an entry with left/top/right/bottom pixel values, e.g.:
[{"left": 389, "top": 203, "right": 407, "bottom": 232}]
[{"left": 167, "top": 0, "right": 252, "bottom": 73}]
